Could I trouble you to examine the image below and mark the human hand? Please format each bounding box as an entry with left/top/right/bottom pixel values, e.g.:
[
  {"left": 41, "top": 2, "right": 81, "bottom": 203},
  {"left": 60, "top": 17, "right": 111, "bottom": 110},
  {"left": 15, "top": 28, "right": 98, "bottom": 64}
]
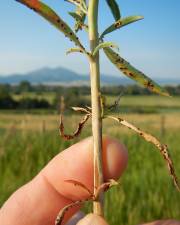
[{"left": 0, "top": 136, "right": 128, "bottom": 225}]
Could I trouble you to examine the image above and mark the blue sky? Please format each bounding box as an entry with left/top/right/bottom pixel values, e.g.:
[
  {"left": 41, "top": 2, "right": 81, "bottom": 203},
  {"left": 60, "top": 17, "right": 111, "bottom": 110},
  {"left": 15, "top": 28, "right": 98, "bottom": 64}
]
[{"left": 0, "top": 0, "right": 180, "bottom": 79}]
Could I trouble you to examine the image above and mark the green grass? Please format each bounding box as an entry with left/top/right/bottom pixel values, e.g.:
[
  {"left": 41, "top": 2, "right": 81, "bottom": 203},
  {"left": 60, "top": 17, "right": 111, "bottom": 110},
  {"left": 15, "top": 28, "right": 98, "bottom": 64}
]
[
  {"left": 13, "top": 93, "right": 180, "bottom": 108},
  {"left": 0, "top": 117, "right": 180, "bottom": 224},
  {"left": 13, "top": 92, "right": 55, "bottom": 104},
  {"left": 86, "top": 95, "right": 180, "bottom": 113}
]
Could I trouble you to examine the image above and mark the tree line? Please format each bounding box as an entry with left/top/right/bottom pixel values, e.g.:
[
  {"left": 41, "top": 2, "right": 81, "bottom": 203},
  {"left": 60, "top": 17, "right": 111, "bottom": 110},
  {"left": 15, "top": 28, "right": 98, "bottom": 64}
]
[{"left": 0, "top": 81, "right": 180, "bottom": 110}]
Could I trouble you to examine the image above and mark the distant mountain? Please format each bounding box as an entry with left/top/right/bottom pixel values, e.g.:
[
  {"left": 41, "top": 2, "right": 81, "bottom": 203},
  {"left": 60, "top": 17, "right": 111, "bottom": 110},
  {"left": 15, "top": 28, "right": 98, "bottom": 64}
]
[
  {"left": 0, "top": 67, "right": 179, "bottom": 85},
  {"left": 0, "top": 67, "right": 132, "bottom": 85}
]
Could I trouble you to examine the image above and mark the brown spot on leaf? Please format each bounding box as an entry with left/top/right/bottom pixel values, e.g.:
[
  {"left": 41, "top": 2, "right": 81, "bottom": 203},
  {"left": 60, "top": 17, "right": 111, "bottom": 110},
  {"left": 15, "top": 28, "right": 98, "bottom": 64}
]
[{"left": 129, "top": 72, "right": 135, "bottom": 77}]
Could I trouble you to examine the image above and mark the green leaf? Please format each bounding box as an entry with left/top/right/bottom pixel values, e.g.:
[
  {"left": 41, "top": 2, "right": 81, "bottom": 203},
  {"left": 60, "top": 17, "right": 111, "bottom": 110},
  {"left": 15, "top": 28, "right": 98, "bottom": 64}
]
[
  {"left": 74, "top": 6, "right": 86, "bottom": 32},
  {"left": 101, "top": 15, "right": 144, "bottom": 38},
  {"left": 66, "top": 48, "right": 84, "bottom": 55},
  {"left": 69, "top": 11, "right": 82, "bottom": 21},
  {"left": 93, "top": 42, "right": 119, "bottom": 57},
  {"left": 16, "top": 0, "right": 85, "bottom": 50},
  {"left": 104, "top": 47, "right": 170, "bottom": 96},
  {"left": 69, "top": 4, "right": 87, "bottom": 33},
  {"left": 105, "top": 0, "right": 121, "bottom": 21}
]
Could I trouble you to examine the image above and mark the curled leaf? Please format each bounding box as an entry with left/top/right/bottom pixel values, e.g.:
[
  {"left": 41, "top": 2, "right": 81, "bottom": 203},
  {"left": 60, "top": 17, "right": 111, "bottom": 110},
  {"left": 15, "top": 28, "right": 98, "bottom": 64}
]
[
  {"left": 95, "top": 179, "right": 119, "bottom": 200},
  {"left": 16, "top": 0, "right": 85, "bottom": 50},
  {"left": 93, "top": 42, "right": 119, "bottom": 57},
  {"left": 72, "top": 106, "right": 91, "bottom": 114},
  {"left": 65, "top": 180, "right": 93, "bottom": 196},
  {"left": 66, "top": 48, "right": 84, "bottom": 55},
  {"left": 101, "top": 15, "right": 144, "bottom": 38},
  {"left": 105, "top": 0, "right": 121, "bottom": 21},
  {"left": 55, "top": 198, "right": 92, "bottom": 225},
  {"left": 103, "top": 47, "right": 170, "bottom": 96},
  {"left": 107, "top": 115, "right": 180, "bottom": 192},
  {"left": 59, "top": 114, "right": 90, "bottom": 140}
]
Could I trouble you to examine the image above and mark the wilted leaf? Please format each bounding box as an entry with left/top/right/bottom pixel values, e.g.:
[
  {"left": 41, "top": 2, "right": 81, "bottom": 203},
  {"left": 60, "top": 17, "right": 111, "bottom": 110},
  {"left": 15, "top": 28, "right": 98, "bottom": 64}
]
[
  {"left": 55, "top": 198, "right": 91, "bottom": 225},
  {"left": 16, "top": 0, "right": 85, "bottom": 50},
  {"left": 105, "top": 0, "right": 121, "bottom": 21},
  {"left": 107, "top": 115, "right": 180, "bottom": 192},
  {"left": 59, "top": 114, "right": 90, "bottom": 140},
  {"left": 104, "top": 47, "right": 170, "bottom": 96},
  {"left": 72, "top": 106, "right": 91, "bottom": 114},
  {"left": 101, "top": 15, "right": 144, "bottom": 38},
  {"left": 93, "top": 42, "right": 119, "bottom": 57},
  {"left": 65, "top": 179, "right": 93, "bottom": 196}
]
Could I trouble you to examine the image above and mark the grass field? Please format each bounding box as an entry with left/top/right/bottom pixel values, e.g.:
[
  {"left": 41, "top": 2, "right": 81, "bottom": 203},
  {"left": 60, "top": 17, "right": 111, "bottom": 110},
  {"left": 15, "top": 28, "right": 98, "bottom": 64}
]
[
  {"left": 0, "top": 97, "right": 180, "bottom": 224},
  {"left": 0, "top": 94, "right": 180, "bottom": 225}
]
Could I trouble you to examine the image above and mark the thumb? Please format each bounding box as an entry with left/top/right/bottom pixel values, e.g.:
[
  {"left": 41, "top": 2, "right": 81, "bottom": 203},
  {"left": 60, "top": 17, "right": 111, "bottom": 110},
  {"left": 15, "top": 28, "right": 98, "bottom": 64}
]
[{"left": 76, "top": 213, "right": 109, "bottom": 225}]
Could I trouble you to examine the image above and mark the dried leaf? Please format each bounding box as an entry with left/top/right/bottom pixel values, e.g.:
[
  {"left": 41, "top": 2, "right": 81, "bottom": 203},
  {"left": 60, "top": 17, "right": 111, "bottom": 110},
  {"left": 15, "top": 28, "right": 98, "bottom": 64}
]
[
  {"left": 104, "top": 47, "right": 170, "bottom": 96},
  {"left": 101, "top": 15, "right": 143, "bottom": 38},
  {"left": 59, "top": 114, "right": 90, "bottom": 140},
  {"left": 93, "top": 42, "right": 119, "bottom": 57},
  {"left": 71, "top": 107, "right": 91, "bottom": 114},
  {"left": 107, "top": 115, "right": 180, "bottom": 192},
  {"left": 95, "top": 179, "right": 119, "bottom": 200},
  {"left": 108, "top": 92, "right": 123, "bottom": 112},
  {"left": 105, "top": 0, "right": 121, "bottom": 21},
  {"left": 16, "top": 0, "right": 85, "bottom": 50},
  {"left": 65, "top": 180, "right": 93, "bottom": 196},
  {"left": 55, "top": 198, "right": 91, "bottom": 225}
]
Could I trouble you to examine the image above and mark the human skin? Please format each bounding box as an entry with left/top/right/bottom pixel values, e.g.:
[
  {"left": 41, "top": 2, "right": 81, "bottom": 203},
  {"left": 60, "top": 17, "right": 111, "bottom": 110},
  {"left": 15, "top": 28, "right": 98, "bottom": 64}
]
[{"left": 0, "top": 136, "right": 179, "bottom": 225}]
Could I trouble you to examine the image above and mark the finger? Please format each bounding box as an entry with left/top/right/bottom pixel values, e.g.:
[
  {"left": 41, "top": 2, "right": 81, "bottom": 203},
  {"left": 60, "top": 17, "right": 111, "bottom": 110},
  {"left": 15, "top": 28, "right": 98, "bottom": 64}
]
[
  {"left": 76, "top": 213, "right": 109, "bottom": 225},
  {"left": 42, "top": 136, "right": 128, "bottom": 201},
  {"left": 0, "top": 136, "right": 128, "bottom": 225}
]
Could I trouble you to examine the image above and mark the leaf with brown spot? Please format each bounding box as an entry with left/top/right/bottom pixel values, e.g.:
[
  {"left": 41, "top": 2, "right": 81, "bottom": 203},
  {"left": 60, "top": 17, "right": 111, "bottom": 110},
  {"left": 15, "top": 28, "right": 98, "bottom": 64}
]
[
  {"left": 103, "top": 47, "right": 170, "bottom": 96},
  {"left": 16, "top": 0, "right": 84, "bottom": 50},
  {"left": 92, "top": 42, "right": 119, "bottom": 57},
  {"left": 100, "top": 15, "right": 143, "bottom": 38}
]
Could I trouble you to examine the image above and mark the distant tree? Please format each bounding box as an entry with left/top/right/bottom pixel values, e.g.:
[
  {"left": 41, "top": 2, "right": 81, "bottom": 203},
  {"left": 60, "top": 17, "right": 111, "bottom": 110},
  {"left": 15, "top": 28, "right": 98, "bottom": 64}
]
[
  {"left": 18, "top": 97, "right": 50, "bottom": 109},
  {"left": 0, "top": 84, "right": 17, "bottom": 109},
  {"left": 18, "top": 81, "right": 32, "bottom": 93},
  {"left": 54, "top": 87, "right": 90, "bottom": 112}
]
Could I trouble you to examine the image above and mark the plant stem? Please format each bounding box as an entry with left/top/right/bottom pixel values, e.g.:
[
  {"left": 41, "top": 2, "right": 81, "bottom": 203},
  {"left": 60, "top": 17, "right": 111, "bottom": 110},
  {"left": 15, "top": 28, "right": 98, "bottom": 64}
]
[{"left": 88, "top": 0, "right": 104, "bottom": 216}]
